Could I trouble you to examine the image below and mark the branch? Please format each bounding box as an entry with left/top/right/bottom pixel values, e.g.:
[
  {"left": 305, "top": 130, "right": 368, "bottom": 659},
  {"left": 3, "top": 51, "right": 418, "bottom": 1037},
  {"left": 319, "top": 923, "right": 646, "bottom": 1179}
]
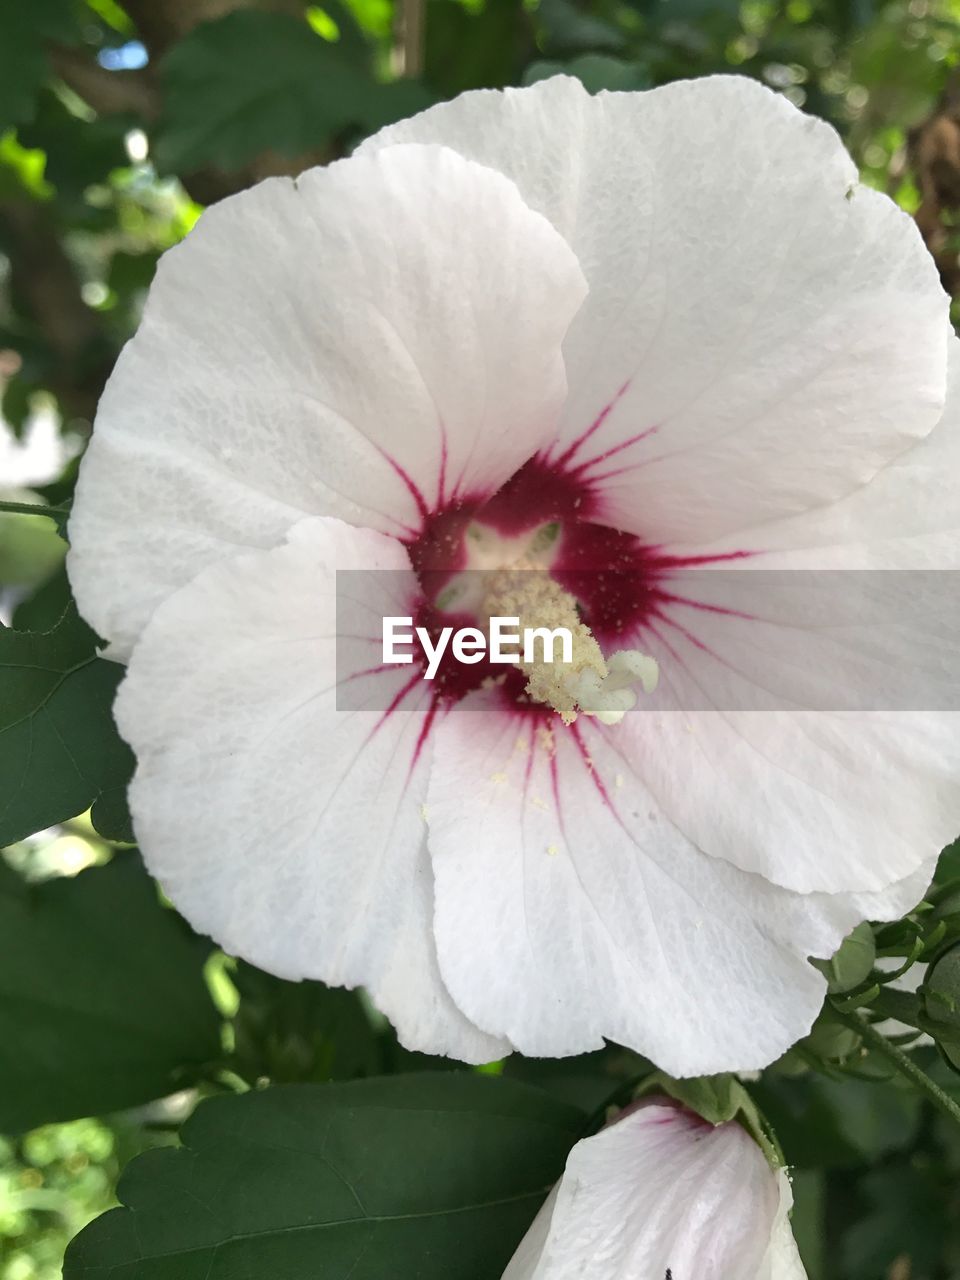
[
  {"left": 833, "top": 1006, "right": 960, "bottom": 1129},
  {"left": 394, "top": 0, "right": 425, "bottom": 77},
  {"left": 0, "top": 202, "right": 111, "bottom": 424}
]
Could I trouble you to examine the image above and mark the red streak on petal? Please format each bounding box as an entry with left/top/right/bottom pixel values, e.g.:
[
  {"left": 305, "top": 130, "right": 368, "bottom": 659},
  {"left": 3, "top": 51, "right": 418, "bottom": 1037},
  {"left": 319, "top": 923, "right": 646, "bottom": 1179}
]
[
  {"left": 650, "top": 607, "right": 763, "bottom": 693},
  {"left": 548, "top": 748, "right": 562, "bottom": 818},
  {"left": 399, "top": 455, "right": 756, "bottom": 717},
  {"left": 552, "top": 380, "right": 633, "bottom": 469},
  {"left": 654, "top": 549, "right": 755, "bottom": 569},
  {"left": 575, "top": 462, "right": 646, "bottom": 487},
  {"left": 409, "top": 692, "right": 443, "bottom": 776},
  {"left": 569, "top": 425, "right": 658, "bottom": 478},
  {"left": 650, "top": 605, "right": 724, "bottom": 663},
  {"left": 436, "top": 427, "right": 450, "bottom": 510},
  {"left": 654, "top": 590, "right": 756, "bottom": 622},
  {"left": 338, "top": 661, "right": 392, "bottom": 685},
  {"left": 362, "top": 668, "right": 445, "bottom": 784},
  {"left": 476, "top": 456, "right": 602, "bottom": 532},
  {"left": 365, "top": 669, "right": 423, "bottom": 748},
  {"left": 569, "top": 719, "right": 617, "bottom": 815},
  {"left": 376, "top": 444, "right": 430, "bottom": 525}
]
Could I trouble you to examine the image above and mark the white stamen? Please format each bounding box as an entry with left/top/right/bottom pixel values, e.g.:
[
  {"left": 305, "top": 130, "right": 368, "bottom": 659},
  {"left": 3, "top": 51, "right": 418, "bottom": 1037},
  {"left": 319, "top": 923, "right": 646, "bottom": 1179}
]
[
  {"left": 482, "top": 559, "right": 658, "bottom": 725},
  {"left": 564, "top": 651, "right": 659, "bottom": 726}
]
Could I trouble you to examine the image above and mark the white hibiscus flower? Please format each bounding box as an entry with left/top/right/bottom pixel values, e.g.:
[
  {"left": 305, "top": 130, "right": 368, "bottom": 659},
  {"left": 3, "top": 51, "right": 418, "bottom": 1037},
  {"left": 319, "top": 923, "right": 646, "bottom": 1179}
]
[
  {"left": 68, "top": 74, "right": 960, "bottom": 1075},
  {"left": 502, "top": 1100, "right": 806, "bottom": 1280}
]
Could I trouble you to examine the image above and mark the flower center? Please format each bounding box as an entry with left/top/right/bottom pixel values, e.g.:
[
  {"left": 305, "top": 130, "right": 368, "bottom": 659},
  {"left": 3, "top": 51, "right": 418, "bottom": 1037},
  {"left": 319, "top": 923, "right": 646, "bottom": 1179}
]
[
  {"left": 481, "top": 556, "right": 659, "bottom": 724},
  {"left": 433, "top": 519, "right": 658, "bottom": 724},
  {"left": 406, "top": 458, "right": 672, "bottom": 717}
]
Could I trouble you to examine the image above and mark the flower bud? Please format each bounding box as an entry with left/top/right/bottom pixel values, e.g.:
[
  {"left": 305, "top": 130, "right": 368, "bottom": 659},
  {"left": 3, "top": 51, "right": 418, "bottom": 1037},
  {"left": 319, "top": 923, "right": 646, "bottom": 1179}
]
[
  {"left": 811, "top": 921, "right": 876, "bottom": 995},
  {"left": 502, "top": 1098, "right": 806, "bottom": 1279},
  {"left": 924, "top": 944, "right": 960, "bottom": 1070}
]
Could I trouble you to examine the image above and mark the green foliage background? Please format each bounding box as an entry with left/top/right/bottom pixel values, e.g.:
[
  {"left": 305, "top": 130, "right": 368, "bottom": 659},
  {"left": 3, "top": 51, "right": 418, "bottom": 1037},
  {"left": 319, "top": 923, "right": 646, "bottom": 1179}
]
[{"left": 1, "top": 0, "right": 959, "bottom": 1277}]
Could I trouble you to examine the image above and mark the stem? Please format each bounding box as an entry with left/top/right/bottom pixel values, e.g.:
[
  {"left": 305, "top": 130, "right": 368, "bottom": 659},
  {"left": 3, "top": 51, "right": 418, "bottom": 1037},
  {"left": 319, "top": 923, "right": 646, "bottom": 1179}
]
[
  {"left": 834, "top": 1007, "right": 960, "bottom": 1127},
  {"left": 0, "top": 500, "right": 67, "bottom": 525}
]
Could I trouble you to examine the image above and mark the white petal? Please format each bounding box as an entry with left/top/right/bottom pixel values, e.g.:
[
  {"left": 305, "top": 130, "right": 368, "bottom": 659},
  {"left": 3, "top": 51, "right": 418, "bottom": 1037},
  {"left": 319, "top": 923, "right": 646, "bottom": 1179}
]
[
  {"left": 763, "top": 1172, "right": 809, "bottom": 1280},
  {"left": 502, "top": 1102, "right": 807, "bottom": 1280},
  {"left": 612, "top": 658, "right": 959, "bottom": 896},
  {"left": 502, "top": 1187, "right": 560, "bottom": 1280},
  {"left": 592, "top": 345, "right": 960, "bottom": 897},
  {"left": 362, "top": 76, "right": 948, "bottom": 544},
  {"left": 695, "top": 334, "right": 960, "bottom": 567},
  {"left": 69, "top": 143, "right": 586, "bottom": 657},
  {"left": 426, "top": 698, "right": 933, "bottom": 1074},
  {"left": 115, "top": 515, "right": 506, "bottom": 1064}
]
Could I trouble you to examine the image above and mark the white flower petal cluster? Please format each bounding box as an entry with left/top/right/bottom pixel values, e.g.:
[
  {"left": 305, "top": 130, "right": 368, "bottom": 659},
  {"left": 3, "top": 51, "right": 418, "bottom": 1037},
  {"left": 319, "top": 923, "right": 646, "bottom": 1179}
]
[
  {"left": 70, "top": 75, "right": 960, "bottom": 1075},
  {"left": 502, "top": 1101, "right": 807, "bottom": 1280}
]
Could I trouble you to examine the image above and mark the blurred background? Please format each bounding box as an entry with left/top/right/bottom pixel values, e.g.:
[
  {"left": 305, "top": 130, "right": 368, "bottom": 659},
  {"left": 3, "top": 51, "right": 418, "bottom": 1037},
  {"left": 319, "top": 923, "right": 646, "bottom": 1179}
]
[{"left": 2, "top": 0, "right": 960, "bottom": 1276}]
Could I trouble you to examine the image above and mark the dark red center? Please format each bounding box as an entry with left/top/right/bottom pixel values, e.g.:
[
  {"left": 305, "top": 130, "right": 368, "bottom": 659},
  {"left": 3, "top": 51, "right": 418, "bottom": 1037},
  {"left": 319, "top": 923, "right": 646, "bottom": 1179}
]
[{"left": 404, "top": 456, "right": 675, "bottom": 708}]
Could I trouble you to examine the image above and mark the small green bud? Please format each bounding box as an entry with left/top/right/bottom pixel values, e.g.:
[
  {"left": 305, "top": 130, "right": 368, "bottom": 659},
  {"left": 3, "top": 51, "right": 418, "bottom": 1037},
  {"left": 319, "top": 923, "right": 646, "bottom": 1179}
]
[
  {"left": 924, "top": 945, "right": 960, "bottom": 1073},
  {"left": 802, "top": 1008, "right": 861, "bottom": 1062},
  {"left": 812, "top": 922, "right": 876, "bottom": 994},
  {"left": 930, "top": 887, "right": 960, "bottom": 925},
  {"left": 925, "top": 946, "right": 960, "bottom": 1029}
]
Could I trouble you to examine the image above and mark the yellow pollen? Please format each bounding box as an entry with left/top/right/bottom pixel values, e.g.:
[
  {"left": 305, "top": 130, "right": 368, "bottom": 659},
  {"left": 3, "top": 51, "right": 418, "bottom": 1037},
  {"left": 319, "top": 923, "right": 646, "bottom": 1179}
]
[
  {"left": 484, "top": 560, "right": 605, "bottom": 724},
  {"left": 482, "top": 560, "right": 659, "bottom": 726}
]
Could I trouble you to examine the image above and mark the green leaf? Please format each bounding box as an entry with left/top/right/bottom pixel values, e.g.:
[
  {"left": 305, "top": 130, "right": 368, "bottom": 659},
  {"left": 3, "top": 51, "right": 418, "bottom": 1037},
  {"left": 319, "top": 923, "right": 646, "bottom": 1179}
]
[
  {"left": 751, "top": 1071, "right": 921, "bottom": 1169},
  {"left": 0, "top": 0, "right": 81, "bottom": 131},
  {"left": 106, "top": 248, "right": 159, "bottom": 297},
  {"left": 18, "top": 89, "right": 131, "bottom": 202},
  {"left": 425, "top": 0, "right": 535, "bottom": 96},
  {"left": 0, "top": 855, "right": 222, "bottom": 1132},
  {"left": 811, "top": 921, "right": 876, "bottom": 994},
  {"left": 503, "top": 1047, "right": 645, "bottom": 1113},
  {"left": 0, "top": 594, "right": 134, "bottom": 846},
  {"left": 801, "top": 1006, "right": 862, "bottom": 1061},
  {"left": 154, "top": 11, "right": 433, "bottom": 175},
  {"left": 790, "top": 1170, "right": 825, "bottom": 1280},
  {"left": 64, "top": 1073, "right": 584, "bottom": 1279},
  {"left": 535, "top": 0, "right": 626, "bottom": 55},
  {"left": 0, "top": 504, "right": 65, "bottom": 588},
  {"left": 12, "top": 562, "right": 71, "bottom": 631},
  {"left": 524, "top": 53, "right": 650, "bottom": 92},
  {"left": 935, "top": 835, "right": 960, "bottom": 885},
  {"left": 923, "top": 944, "right": 960, "bottom": 1072},
  {"left": 1, "top": 375, "right": 32, "bottom": 436},
  {"left": 231, "top": 961, "right": 382, "bottom": 1084},
  {"left": 840, "top": 1163, "right": 948, "bottom": 1280}
]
